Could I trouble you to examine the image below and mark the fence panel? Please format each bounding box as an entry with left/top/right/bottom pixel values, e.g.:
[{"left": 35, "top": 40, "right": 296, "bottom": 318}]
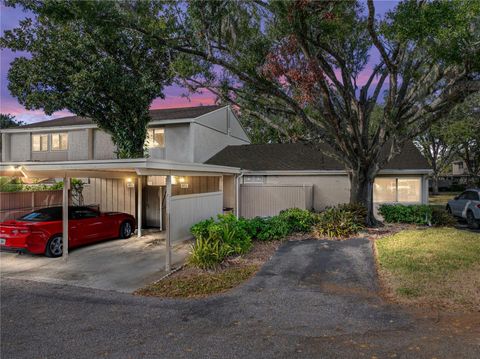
[
  {"left": 0, "top": 190, "right": 63, "bottom": 221},
  {"left": 240, "top": 184, "right": 313, "bottom": 218}
]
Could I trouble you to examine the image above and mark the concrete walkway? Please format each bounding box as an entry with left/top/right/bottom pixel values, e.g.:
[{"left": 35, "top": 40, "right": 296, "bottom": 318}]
[
  {"left": 1, "top": 238, "right": 479, "bottom": 358},
  {"left": 0, "top": 231, "right": 190, "bottom": 292}
]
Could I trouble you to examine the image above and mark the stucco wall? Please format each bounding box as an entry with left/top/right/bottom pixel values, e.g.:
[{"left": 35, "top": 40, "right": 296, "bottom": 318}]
[
  {"left": 93, "top": 129, "right": 117, "bottom": 160},
  {"left": 68, "top": 129, "right": 90, "bottom": 161},
  {"left": 9, "top": 133, "right": 31, "bottom": 161},
  {"left": 164, "top": 124, "right": 192, "bottom": 162},
  {"left": 193, "top": 123, "right": 249, "bottom": 163}
]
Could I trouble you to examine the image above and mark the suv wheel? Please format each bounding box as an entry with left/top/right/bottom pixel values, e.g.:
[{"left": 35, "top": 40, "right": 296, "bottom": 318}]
[{"left": 466, "top": 211, "right": 479, "bottom": 230}]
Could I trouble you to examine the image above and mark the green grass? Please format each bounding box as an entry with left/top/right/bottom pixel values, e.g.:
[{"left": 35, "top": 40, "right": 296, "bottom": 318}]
[
  {"left": 136, "top": 265, "right": 259, "bottom": 298},
  {"left": 375, "top": 228, "right": 480, "bottom": 310},
  {"left": 429, "top": 192, "right": 459, "bottom": 206}
]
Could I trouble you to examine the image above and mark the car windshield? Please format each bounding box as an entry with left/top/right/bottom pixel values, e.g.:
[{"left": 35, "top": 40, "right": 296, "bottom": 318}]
[{"left": 19, "top": 207, "right": 62, "bottom": 222}]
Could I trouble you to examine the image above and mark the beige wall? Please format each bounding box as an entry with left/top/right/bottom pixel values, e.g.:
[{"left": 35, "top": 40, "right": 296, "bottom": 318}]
[
  {"left": 9, "top": 133, "right": 31, "bottom": 161},
  {"left": 82, "top": 178, "right": 136, "bottom": 216},
  {"left": 222, "top": 175, "right": 236, "bottom": 210},
  {"left": 68, "top": 129, "right": 90, "bottom": 160},
  {"left": 93, "top": 130, "right": 117, "bottom": 160},
  {"left": 164, "top": 124, "right": 192, "bottom": 162}
]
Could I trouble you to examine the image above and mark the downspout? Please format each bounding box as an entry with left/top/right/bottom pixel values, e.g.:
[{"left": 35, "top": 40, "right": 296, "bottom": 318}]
[{"left": 236, "top": 172, "right": 244, "bottom": 218}]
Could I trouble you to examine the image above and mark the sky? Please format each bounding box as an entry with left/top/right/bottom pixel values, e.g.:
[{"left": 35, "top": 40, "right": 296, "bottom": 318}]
[{"left": 0, "top": 1, "right": 397, "bottom": 124}]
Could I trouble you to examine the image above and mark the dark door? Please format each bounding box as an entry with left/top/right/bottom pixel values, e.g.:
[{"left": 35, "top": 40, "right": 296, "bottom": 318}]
[{"left": 145, "top": 186, "right": 162, "bottom": 228}]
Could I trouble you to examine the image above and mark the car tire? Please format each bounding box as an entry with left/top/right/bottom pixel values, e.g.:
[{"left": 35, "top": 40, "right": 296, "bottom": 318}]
[
  {"left": 45, "top": 235, "right": 63, "bottom": 257},
  {"left": 119, "top": 221, "right": 133, "bottom": 239},
  {"left": 446, "top": 205, "right": 452, "bottom": 215},
  {"left": 466, "top": 211, "right": 479, "bottom": 230}
]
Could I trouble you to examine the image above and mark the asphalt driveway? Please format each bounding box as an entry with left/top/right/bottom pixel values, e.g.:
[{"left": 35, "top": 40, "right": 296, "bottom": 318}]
[
  {"left": 2, "top": 238, "right": 479, "bottom": 358},
  {"left": 0, "top": 231, "right": 189, "bottom": 292}
]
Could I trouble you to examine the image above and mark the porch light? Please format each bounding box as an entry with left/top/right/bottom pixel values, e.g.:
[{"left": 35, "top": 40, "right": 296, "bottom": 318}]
[
  {"left": 125, "top": 177, "right": 135, "bottom": 188},
  {"left": 179, "top": 177, "right": 186, "bottom": 183}
]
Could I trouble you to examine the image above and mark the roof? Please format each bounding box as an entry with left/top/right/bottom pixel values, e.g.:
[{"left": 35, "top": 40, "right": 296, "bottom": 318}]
[
  {"left": 20, "top": 105, "right": 223, "bottom": 129},
  {"left": 205, "top": 141, "right": 431, "bottom": 171}
]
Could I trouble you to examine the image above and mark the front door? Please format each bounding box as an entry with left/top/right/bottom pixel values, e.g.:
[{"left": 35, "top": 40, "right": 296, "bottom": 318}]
[{"left": 145, "top": 186, "right": 162, "bottom": 228}]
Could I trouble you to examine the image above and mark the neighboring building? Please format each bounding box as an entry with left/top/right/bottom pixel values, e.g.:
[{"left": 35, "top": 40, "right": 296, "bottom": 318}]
[
  {"left": 1, "top": 105, "right": 431, "bottom": 244},
  {"left": 452, "top": 160, "right": 467, "bottom": 176}
]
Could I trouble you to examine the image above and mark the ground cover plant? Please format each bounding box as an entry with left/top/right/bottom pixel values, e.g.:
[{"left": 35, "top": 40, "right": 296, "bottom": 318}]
[{"left": 375, "top": 228, "right": 480, "bottom": 311}]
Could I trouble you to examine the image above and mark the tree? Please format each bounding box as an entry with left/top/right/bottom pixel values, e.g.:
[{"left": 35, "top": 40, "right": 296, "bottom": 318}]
[
  {"left": 0, "top": 113, "right": 24, "bottom": 129},
  {"left": 1, "top": 0, "right": 174, "bottom": 158},
  {"left": 415, "top": 124, "right": 458, "bottom": 195},
  {"left": 158, "top": 0, "right": 479, "bottom": 224},
  {"left": 444, "top": 93, "right": 480, "bottom": 186}
]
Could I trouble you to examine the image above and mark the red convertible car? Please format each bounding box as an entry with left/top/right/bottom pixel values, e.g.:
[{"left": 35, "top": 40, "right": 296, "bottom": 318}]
[{"left": 0, "top": 206, "right": 136, "bottom": 257}]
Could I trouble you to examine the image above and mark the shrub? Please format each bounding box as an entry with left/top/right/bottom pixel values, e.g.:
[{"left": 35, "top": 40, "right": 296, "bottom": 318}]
[
  {"left": 188, "top": 237, "right": 234, "bottom": 270},
  {"left": 337, "top": 203, "right": 367, "bottom": 226},
  {"left": 256, "top": 216, "right": 291, "bottom": 241},
  {"left": 241, "top": 216, "right": 269, "bottom": 238},
  {"left": 279, "top": 208, "right": 316, "bottom": 233},
  {"left": 378, "top": 204, "right": 432, "bottom": 225},
  {"left": 314, "top": 207, "right": 364, "bottom": 238},
  {"left": 431, "top": 207, "right": 457, "bottom": 227},
  {"left": 189, "top": 214, "right": 252, "bottom": 269}
]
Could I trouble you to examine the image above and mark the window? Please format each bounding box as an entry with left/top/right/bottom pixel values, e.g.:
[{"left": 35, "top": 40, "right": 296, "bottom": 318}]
[
  {"left": 244, "top": 176, "right": 266, "bottom": 184},
  {"left": 71, "top": 208, "right": 99, "bottom": 219},
  {"left": 19, "top": 207, "right": 62, "bottom": 222},
  {"left": 51, "top": 133, "right": 68, "bottom": 151},
  {"left": 374, "top": 177, "right": 422, "bottom": 203},
  {"left": 32, "top": 134, "right": 48, "bottom": 152},
  {"left": 458, "top": 162, "right": 464, "bottom": 169},
  {"left": 146, "top": 128, "right": 165, "bottom": 148},
  {"left": 465, "top": 191, "right": 479, "bottom": 201}
]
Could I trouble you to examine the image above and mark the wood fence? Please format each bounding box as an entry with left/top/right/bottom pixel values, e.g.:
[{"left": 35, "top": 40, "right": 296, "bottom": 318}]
[{"left": 0, "top": 190, "right": 64, "bottom": 221}]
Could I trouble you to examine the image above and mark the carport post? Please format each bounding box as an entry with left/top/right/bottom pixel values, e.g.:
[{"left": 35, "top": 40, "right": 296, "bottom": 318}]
[
  {"left": 137, "top": 176, "right": 142, "bottom": 237},
  {"left": 165, "top": 175, "right": 172, "bottom": 272},
  {"left": 62, "top": 176, "right": 70, "bottom": 261}
]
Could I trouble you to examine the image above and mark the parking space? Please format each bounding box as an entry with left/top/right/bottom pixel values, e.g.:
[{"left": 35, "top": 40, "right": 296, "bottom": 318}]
[{"left": 0, "top": 231, "right": 190, "bottom": 293}]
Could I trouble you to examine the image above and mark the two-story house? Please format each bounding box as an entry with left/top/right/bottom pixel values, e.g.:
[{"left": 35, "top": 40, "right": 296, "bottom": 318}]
[{"left": 1, "top": 105, "right": 432, "bottom": 261}]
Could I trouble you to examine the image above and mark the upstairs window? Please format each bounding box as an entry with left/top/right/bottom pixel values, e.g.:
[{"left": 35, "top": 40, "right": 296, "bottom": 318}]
[
  {"left": 51, "top": 133, "right": 68, "bottom": 151},
  {"left": 32, "top": 134, "right": 48, "bottom": 152},
  {"left": 146, "top": 128, "right": 165, "bottom": 148}
]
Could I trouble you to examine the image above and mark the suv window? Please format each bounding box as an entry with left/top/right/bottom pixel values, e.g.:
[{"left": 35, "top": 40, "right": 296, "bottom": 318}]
[
  {"left": 466, "top": 191, "right": 480, "bottom": 201},
  {"left": 457, "top": 192, "right": 468, "bottom": 200}
]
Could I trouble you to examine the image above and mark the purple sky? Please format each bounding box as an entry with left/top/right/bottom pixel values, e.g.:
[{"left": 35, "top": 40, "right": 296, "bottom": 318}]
[{"left": 0, "top": 1, "right": 397, "bottom": 124}]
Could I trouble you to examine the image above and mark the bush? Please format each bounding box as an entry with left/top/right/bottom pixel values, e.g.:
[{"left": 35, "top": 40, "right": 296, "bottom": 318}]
[
  {"left": 431, "top": 207, "right": 457, "bottom": 227},
  {"left": 279, "top": 208, "right": 316, "bottom": 233},
  {"left": 378, "top": 204, "right": 432, "bottom": 225},
  {"left": 256, "top": 216, "right": 291, "bottom": 241},
  {"left": 189, "top": 214, "right": 252, "bottom": 269},
  {"left": 337, "top": 203, "right": 367, "bottom": 226},
  {"left": 241, "top": 216, "right": 269, "bottom": 238},
  {"left": 315, "top": 207, "right": 364, "bottom": 238}
]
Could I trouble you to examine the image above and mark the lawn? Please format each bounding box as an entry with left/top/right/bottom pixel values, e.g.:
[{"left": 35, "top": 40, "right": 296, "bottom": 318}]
[
  {"left": 375, "top": 228, "right": 480, "bottom": 311},
  {"left": 429, "top": 192, "right": 459, "bottom": 207}
]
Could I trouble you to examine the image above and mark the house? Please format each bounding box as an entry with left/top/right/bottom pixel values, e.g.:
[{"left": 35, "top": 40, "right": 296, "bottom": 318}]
[
  {"left": 0, "top": 105, "right": 431, "bottom": 263},
  {"left": 206, "top": 142, "right": 431, "bottom": 218}
]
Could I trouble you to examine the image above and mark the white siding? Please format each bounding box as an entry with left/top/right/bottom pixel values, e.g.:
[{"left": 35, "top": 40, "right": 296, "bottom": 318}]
[{"left": 82, "top": 178, "right": 136, "bottom": 216}]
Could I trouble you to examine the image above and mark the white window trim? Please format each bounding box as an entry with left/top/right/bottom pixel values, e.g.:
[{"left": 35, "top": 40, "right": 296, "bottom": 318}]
[
  {"left": 32, "top": 134, "right": 49, "bottom": 152},
  {"left": 146, "top": 128, "right": 165, "bottom": 149},
  {"left": 374, "top": 177, "right": 422, "bottom": 204},
  {"left": 51, "top": 133, "right": 69, "bottom": 152}
]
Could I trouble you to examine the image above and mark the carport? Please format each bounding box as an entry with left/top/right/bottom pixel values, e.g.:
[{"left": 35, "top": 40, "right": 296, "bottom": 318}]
[{"left": 1, "top": 159, "right": 240, "bottom": 272}]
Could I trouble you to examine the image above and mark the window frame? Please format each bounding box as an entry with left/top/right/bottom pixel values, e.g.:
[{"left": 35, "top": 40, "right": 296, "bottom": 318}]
[
  {"left": 51, "top": 133, "right": 69, "bottom": 151},
  {"left": 374, "top": 177, "right": 422, "bottom": 204},
  {"left": 146, "top": 127, "right": 165, "bottom": 148},
  {"left": 32, "top": 134, "right": 49, "bottom": 152}
]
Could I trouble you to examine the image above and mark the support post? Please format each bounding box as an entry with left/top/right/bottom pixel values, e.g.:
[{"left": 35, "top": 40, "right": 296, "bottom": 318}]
[
  {"left": 62, "top": 176, "right": 69, "bottom": 261},
  {"left": 165, "top": 175, "right": 172, "bottom": 272},
  {"left": 137, "top": 176, "right": 142, "bottom": 237}
]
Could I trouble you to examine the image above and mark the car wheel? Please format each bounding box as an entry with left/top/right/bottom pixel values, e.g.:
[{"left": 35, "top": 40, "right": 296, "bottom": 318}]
[
  {"left": 466, "top": 211, "right": 479, "bottom": 230},
  {"left": 119, "top": 221, "right": 133, "bottom": 239},
  {"left": 446, "top": 205, "right": 452, "bottom": 215},
  {"left": 46, "top": 235, "right": 63, "bottom": 257}
]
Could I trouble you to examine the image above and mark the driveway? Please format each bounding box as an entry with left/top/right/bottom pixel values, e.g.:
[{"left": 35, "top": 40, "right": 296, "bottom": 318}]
[
  {"left": 0, "top": 231, "right": 189, "bottom": 292},
  {"left": 2, "top": 238, "right": 479, "bottom": 358}
]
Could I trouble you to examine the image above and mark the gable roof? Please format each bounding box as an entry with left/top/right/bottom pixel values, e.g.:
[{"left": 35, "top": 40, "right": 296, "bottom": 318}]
[
  {"left": 205, "top": 141, "right": 430, "bottom": 171},
  {"left": 20, "top": 105, "right": 223, "bottom": 129}
]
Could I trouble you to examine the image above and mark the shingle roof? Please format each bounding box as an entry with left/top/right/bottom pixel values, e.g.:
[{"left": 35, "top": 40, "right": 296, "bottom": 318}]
[
  {"left": 21, "top": 105, "right": 223, "bottom": 128},
  {"left": 205, "top": 141, "right": 430, "bottom": 171}
]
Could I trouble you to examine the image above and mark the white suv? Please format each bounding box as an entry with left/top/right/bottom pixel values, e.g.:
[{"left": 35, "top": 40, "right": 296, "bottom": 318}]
[{"left": 447, "top": 189, "right": 480, "bottom": 229}]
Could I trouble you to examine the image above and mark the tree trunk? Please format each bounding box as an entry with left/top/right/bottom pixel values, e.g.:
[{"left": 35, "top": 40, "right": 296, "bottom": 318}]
[
  {"left": 348, "top": 167, "right": 379, "bottom": 227},
  {"left": 431, "top": 175, "right": 439, "bottom": 195}
]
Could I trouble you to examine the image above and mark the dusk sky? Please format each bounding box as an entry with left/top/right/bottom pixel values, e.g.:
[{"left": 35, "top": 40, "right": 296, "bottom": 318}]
[{"left": 0, "top": 1, "right": 397, "bottom": 124}]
